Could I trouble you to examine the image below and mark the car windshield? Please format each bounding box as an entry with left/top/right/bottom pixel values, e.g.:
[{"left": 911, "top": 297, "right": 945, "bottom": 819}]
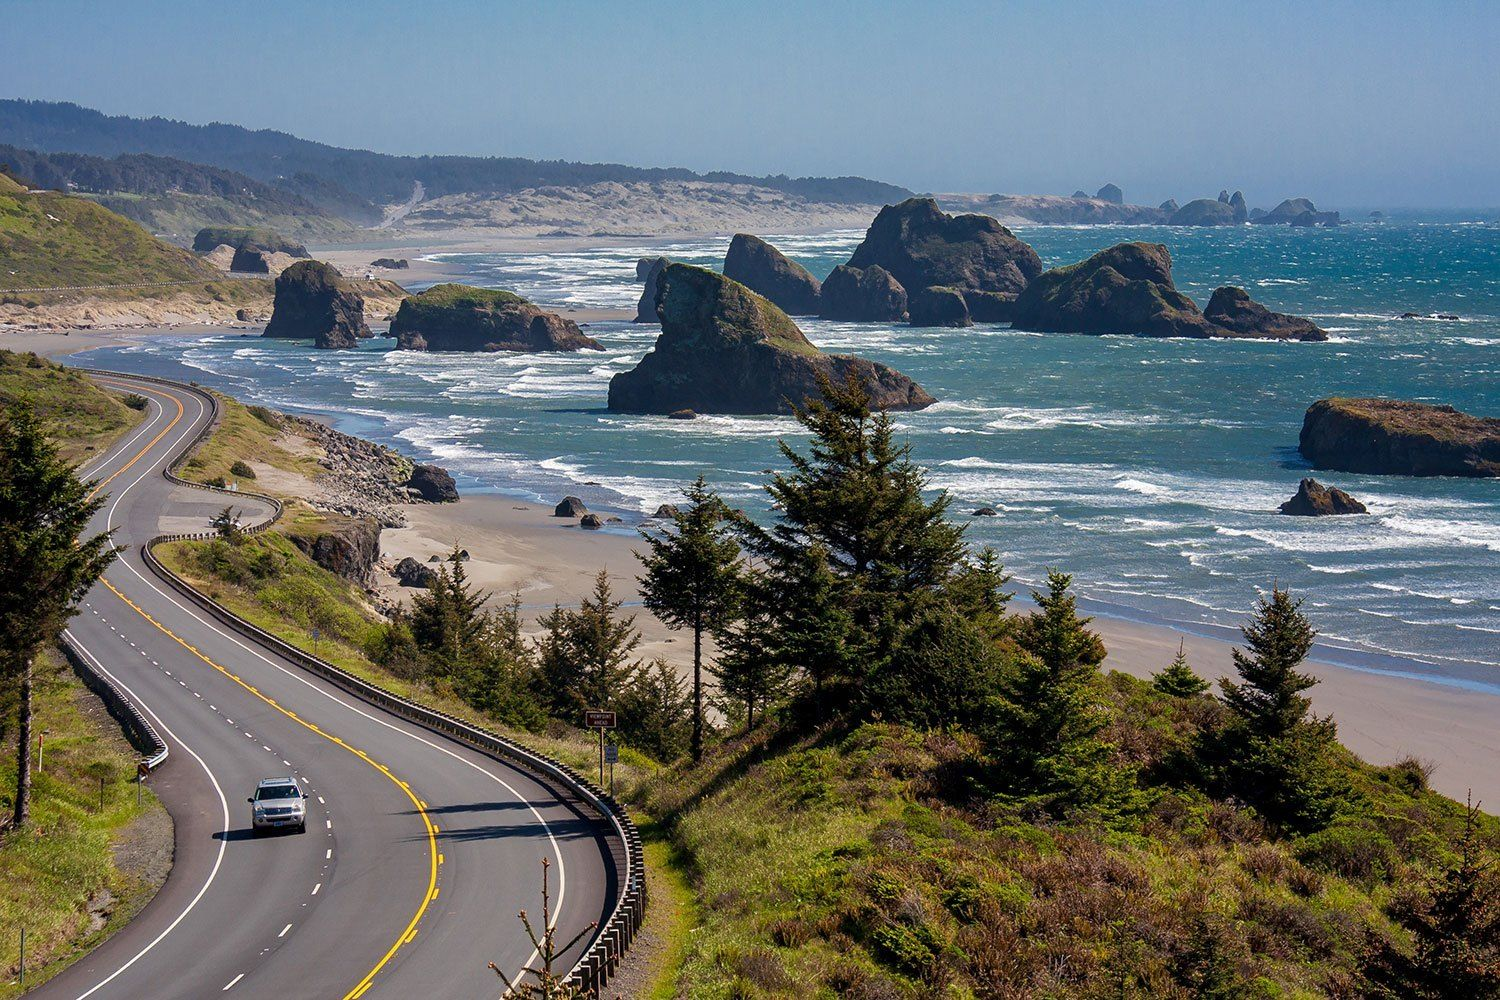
[{"left": 256, "top": 784, "right": 299, "bottom": 801}]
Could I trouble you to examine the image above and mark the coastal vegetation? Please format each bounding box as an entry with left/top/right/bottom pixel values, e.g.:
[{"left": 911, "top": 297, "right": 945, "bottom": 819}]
[{"left": 0, "top": 350, "right": 138, "bottom": 462}]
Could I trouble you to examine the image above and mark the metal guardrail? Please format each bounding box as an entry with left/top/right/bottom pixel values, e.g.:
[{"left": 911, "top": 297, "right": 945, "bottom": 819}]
[
  {"left": 59, "top": 636, "right": 170, "bottom": 771},
  {"left": 77, "top": 369, "right": 646, "bottom": 994}
]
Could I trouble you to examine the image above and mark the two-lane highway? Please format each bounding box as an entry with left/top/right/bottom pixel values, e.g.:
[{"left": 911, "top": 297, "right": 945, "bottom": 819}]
[{"left": 36, "top": 374, "right": 617, "bottom": 999}]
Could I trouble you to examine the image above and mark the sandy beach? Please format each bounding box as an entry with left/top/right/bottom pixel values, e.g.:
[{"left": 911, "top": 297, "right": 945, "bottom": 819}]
[{"left": 379, "top": 490, "right": 1500, "bottom": 805}]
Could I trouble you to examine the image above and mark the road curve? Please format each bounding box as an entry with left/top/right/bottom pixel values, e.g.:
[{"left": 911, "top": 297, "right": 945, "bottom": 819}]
[{"left": 35, "top": 373, "right": 618, "bottom": 999}]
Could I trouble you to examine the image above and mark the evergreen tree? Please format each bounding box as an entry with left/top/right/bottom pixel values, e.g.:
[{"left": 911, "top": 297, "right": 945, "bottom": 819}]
[
  {"left": 1199, "top": 587, "right": 1340, "bottom": 833},
  {"left": 764, "top": 545, "right": 862, "bottom": 709},
  {"left": 986, "top": 571, "right": 1135, "bottom": 819},
  {"left": 535, "top": 570, "right": 641, "bottom": 718},
  {"left": 711, "top": 611, "right": 793, "bottom": 734},
  {"left": 617, "top": 658, "right": 694, "bottom": 762},
  {"left": 946, "top": 547, "right": 1014, "bottom": 641},
  {"left": 408, "top": 546, "right": 488, "bottom": 677},
  {"left": 457, "top": 594, "right": 547, "bottom": 732},
  {"left": 1219, "top": 586, "right": 1319, "bottom": 739},
  {"left": 210, "top": 505, "right": 244, "bottom": 544},
  {"left": 1365, "top": 797, "right": 1500, "bottom": 998},
  {"left": 637, "top": 476, "right": 744, "bottom": 761},
  {"left": 0, "top": 406, "right": 115, "bottom": 828},
  {"left": 1153, "top": 640, "right": 1210, "bottom": 698}
]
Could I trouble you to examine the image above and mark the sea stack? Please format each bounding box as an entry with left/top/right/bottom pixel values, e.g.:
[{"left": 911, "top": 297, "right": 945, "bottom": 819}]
[
  {"left": 845, "top": 197, "right": 1043, "bottom": 297},
  {"left": 722, "top": 234, "right": 821, "bottom": 315},
  {"left": 1010, "top": 242, "right": 1326, "bottom": 341},
  {"left": 608, "top": 263, "right": 934, "bottom": 415},
  {"left": 389, "top": 284, "right": 603, "bottom": 352},
  {"left": 1279, "top": 478, "right": 1367, "bottom": 516},
  {"left": 262, "top": 259, "right": 371, "bottom": 350},
  {"left": 635, "top": 257, "right": 670, "bottom": 322},
  {"left": 819, "top": 264, "right": 908, "bottom": 322},
  {"left": 1299, "top": 398, "right": 1500, "bottom": 477}
]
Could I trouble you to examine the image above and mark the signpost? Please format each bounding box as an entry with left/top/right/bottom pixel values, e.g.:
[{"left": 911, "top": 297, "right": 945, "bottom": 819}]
[
  {"left": 604, "top": 742, "right": 619, "bottom": 795},
  {"left": 137, "top": 761, "right": 150, "bottom": 807},
  {"left": 584, "top": 710, "right": 616, "bottom": 787}
]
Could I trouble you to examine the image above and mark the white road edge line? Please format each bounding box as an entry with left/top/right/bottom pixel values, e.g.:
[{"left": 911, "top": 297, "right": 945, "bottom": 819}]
[{"left": 221, "top": 973, "right": 244, "bottom": 991}]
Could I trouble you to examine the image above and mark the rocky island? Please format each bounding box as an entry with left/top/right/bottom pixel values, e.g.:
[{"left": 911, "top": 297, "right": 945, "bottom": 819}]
[
  {"left": 847, "top": 197, "right": 1043, "bottom": 298},
  {"left": 820, "top": 264, "right": 908, "bottom": 322},
  {"left": 262, "top": 259, "right": 371, "bottom": 349},
  {"left": 389, "top": 283, "right": 603, "bottom": 352},
  {"left": 609, "top": 263, "right": 934, "bottom": 414},
  {"left": 1010, "top": 242, "right": 1327, "bottom": 341},
  {"left": 722, "top": 234, "right": 821, "bottom": 315},
  {"left": 1299, "top": 398, "right": 1500, "bottom": 477},
  {"left": 1279, "top": 478, "right": 1368, "bottom": 516}
]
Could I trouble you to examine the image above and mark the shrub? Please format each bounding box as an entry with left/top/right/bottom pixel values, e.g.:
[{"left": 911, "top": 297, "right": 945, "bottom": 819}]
[
  {"left": 229, "top": 460, "right": 256, "bottom": 480},
  {"left": 123, "top": 393, "right": 149, "bottom": 411},
  {"left": 1295, "top": 824, "right": 1399, "bottom": 880}
]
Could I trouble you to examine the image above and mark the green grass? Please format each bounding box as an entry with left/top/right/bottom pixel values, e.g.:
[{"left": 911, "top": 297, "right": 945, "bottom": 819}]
[
  {"left": 0, "top": 179, "right": 218, "bottom": 290},
  {"left": 399, "top": 283, "right": 529, "bottom": 310},
  {"left": 174, "top": 392, "right": 321, "bottom": 489},
  {"left": 635, "top": 821, "right": 701, "bottom": 1000},
  {"left": 632, "top": 686, "right": 1493, "bottom": 999},
  {"left": 0, "top": 350, "right": 141, "bottom": 463},
  {"left": 0, "top": 649, "right": 168, "bottom": 997}
]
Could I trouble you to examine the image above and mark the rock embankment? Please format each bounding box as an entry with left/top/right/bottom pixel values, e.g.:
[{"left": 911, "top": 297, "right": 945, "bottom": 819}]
[
  {"left": 285, "top": 414, "right": 462, "bottom": 523},
  {"left": 608, "top": 263, "right": 934, "bottom": 415},
  {"left": 1279, "top": 478, "right": 1367, "bottom": 516},
  {"left": 389, "top": 284, "right": 602, "bottom": 352},
  {"left": 1010, "top": 243, "right": 1327, "bottom": 341},
  {"left": 1299, "top": 398, "right": 1500, "bottom": 477},
  {"left": 262, "top": 260, "right": 371, "bottom": 349},
  {"left": 723, "top": 234, "right": 822, "bottom": 315}
]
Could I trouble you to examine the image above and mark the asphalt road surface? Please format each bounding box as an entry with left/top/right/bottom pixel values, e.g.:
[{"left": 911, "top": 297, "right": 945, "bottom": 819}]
[{"left": 34, "top": 373, "right": 617, "bottom": 999}]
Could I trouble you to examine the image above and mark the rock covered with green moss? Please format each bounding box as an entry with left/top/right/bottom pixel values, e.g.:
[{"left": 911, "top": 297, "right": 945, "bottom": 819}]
[
  {"left": 1299, "top": 398, "right": 1500, "bottom": 477},
  {"left": 608, "top": 263, "right": 934, "bottom": 414},
  {"left": 1011, "top": 242, "right": 1326, "bottom": 340},
  {"left": 262, "top": 259, "right": 370, "bottom": 349},
  {"left": 723, "top": 234, "right": 821, "bottom": 315},
  {"left": 847, "top": 197, "right": 1043, "bottom": 296},
  {"left": 389, "top": 283, "right": 602, "bottom": 352}
]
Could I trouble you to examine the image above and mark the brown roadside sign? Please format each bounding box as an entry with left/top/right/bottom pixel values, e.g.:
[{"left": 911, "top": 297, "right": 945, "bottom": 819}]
[
  {"left": 584, "top": 710, "right": 616, "bottom": 729},
  {"left": 137, "top": 761, "right": 151, "bottom": 779}
]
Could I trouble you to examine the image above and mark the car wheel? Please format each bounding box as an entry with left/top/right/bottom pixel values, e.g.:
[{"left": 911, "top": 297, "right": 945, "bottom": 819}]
[{"left": 298, "top": 821, "right": 307, "bottom": 834}]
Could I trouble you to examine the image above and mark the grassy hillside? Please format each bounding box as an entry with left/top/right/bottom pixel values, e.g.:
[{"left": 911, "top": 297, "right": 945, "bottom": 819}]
[
  {"left": 0, "top": 144, "right": 355, "bottom": 241},
  {"left": 0, "top": 172, "right": 218, "bottom": 289},
  {"left": 0, "top": 349, "right": 141, "bottom": 462},
  {"left": 639, "top": 704, "right": 1491, "bottom": 999}
]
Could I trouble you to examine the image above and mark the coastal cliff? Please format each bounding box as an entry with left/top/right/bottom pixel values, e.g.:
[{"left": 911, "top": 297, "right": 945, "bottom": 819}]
[
  {"left": 1299, "top": 398, "right": 1500, "bottom": 477},
  {"left": 389, "top": 283, "right": 602, "bottom": 352},
  {"left": 608, "top": 263, "right": 933, "bottom": 414}
]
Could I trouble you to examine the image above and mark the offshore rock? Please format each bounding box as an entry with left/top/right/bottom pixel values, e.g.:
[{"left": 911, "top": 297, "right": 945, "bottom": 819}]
[
  {"left": 609, "top": 263, "right": 934, "bottom": 414},
  {"left": 819, "top": 264, "right": 908, "bottom": 321},
  {"left": 1170, "top": 198, "right": 1240, "bottom": 226},
  {"left": 1204, "top": 286, "right": 1327, "bottom": 341},
  {"left": 262, "top": 259, "right": 370, "bottom": 349},
  {"left": 389, "top": 284, "right": 602, "bottom": 352},
  {"left": 635, "top": 257, "right": 670, "bottom": 322},
  {"left": 846, "top": 197, "right": 1042, "bottom": 296},
  {"left": 1299, "top": 398, "right": 1500, "bottom": 477},
  {"left": 1096, "top": 183, "right": 1124, "bottom": 204},
  {"left": 1279, "top": 478, "right": 1368, "bottom": 516},
  {"left": 908, "top": 286, "right": 972, "bottom": 327},
  {"left": 723, "top": 234, "right": 821, "bottom": 315},
  {"left": 961, "top": 290, "right": 1016, "bottom": 323}
]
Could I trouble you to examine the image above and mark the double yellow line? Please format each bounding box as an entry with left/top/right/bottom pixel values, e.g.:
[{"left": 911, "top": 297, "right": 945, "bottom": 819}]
[{"left": 89, "top": 377, "right": 439, "bottom": 999}]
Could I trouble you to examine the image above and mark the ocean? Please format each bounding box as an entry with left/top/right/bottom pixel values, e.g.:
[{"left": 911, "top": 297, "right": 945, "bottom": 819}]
[{"left": 71, "top": 217, "right": 1499, "bottom": 673}]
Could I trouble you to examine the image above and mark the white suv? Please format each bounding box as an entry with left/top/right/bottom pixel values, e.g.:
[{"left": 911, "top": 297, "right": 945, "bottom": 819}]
[{"left": 249, "top": 777, "right": 307, "bottom": 834}]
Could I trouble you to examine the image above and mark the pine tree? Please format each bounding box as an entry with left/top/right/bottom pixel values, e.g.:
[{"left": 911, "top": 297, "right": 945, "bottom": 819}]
[
  {"left": 711, "top": 612, "right": 793, "bottom": 733},
  {"left": 1153, "top": 640, "right": 1210, "bottom": 698},
  {"left": 1365, "top": 797, "right": 1500, "bottom": 998},
  {"left": 458, "top": 594, "right": 547, "bottom": 732},
  {"left": 986, "top": 571, "right": 1134, "bottom": 819},
  {"left": 946, "top": 547, "right": 1014, "bottom": 641},
  {"left": 1219, "top": 586, "right": 1319, "bottom": 739},
  {"left": 617, "top": 658, "right": 694, "bottom": 762},
  {"left": 536, "top": 571, "right": 641, "bottom": 718},
  {"left": 0, "top": 405, "right": 115, "bottom": 828},
  {"left": 408, "top": 546, "right": 488, "bottom": 677},
  {"left": 764, "top": 545, "right": 861, "bottom": 709},
  {"left": 638, "top": 476, "right": 743, "bottom": 761}
]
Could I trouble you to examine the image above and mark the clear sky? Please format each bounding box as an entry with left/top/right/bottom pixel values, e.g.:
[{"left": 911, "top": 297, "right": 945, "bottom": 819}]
[{"left": 4, "top": 0, "right": 1496, "bottom": 208}]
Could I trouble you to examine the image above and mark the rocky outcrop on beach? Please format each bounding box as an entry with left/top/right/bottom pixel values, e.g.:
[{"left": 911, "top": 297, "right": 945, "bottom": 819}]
[
  {"left": 230, "top": 247, "right": 300, "bottom": 275},
  {"left": 286, "top": 514, "right": 382, "bottom": 584},
  {"left": 393, "top": 556, "right": 438, "bottom": 589},
  {"left": 1204, "top": 286, "right": 1327, "bottom": 341},
  {"left": 908, "top": 286, "right": 972, "bottom": 327},
  {"left": 1096, "top": 183, "right": 1124, "bottom": 205},
  {"left": 846, "top": 198, "right": 1044, "bottom": 296},
  {"left": 1279, "top": 478, "right": 1367, "bottom": 516},
  {"left": 1169, "top": 199, "right": 1240, "bottom": 226},
  {"left": 1010, "top": 243, "right": 1327, "bottom": 341},
  {"left": 371, "top": 258, "right": 409, "bottom": 269},
  {"left": 283, "top": 413, "right": 460, "bottom": 523},
  {"left": 406, "top": 464, "right": 458, "bottom": 502},
  {"left": 262, "top": 259, "right": 371, "bottom": 349},
  {"left": 819, "top": 264, "right": 908, "bottom": 321},
  {"left": 389, "top": 284, "right": 602, "bottom": 352},
  {"left": 193, "top": 227, "right": 308, "bottom": 257},
  {"left": 1299, "top": 398, "right": 1500, "bottom": 477},
  {"left": 635, "top": 256, "right": 670, "bottom": 323},
  {"left": 723, "top": 234, "right": 822, "bottom": 315},
  {"left": 609, "top": 263, "right": 934, "bottom": 414},
  {"left": 555, "top": 496, "right": 588, "bottom": 517},
  {"left": 1254, "top": 198, "right": 1343, "bottom": 227}
]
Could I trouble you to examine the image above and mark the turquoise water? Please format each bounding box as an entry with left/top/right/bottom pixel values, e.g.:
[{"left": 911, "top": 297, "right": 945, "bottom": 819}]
[{"left": 74, "top": 220, "right": 1499, "bottom": 670}]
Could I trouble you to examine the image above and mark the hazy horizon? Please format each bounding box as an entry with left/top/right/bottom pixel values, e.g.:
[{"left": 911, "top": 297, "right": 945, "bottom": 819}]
[{"left": 3, "top": 0, "right": 1496, "bottom": 209}]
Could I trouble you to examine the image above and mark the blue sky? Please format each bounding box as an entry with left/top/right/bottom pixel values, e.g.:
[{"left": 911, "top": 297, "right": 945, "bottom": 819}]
[{"left": 4, "top": 0, "right": 1496, "bottom": 207}]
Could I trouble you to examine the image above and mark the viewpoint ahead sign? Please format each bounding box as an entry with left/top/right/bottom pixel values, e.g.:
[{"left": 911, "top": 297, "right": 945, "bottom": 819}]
[{"left": 584, "top": 710, "right": 617, "bottom": 730}]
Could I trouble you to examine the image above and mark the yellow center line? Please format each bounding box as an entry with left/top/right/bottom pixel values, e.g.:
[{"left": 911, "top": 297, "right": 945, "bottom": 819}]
[
  {"left": 86, "top": 377, "right": 185, "bottom": 501},
  {"left": 86, "top": 375, "right": 439, "bottom": 998}
]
